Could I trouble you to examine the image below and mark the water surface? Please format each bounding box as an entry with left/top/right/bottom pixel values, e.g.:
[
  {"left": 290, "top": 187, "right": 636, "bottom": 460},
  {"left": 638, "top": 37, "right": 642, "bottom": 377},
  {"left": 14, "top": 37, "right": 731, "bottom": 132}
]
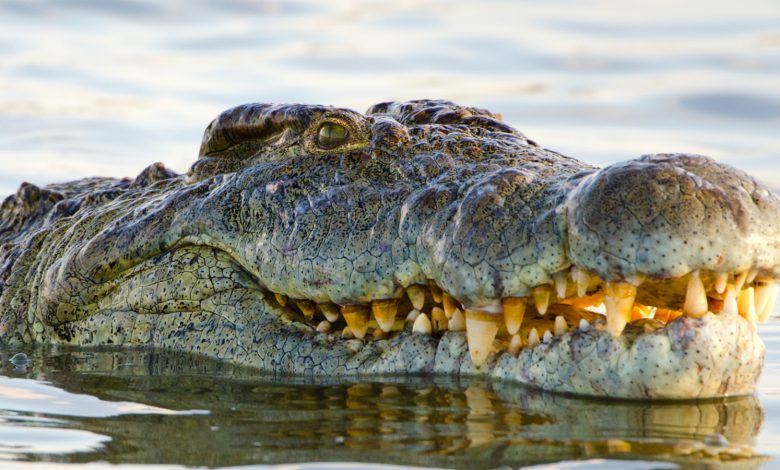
[{"left": 1, "top": 0, "right": 779, "bottom": 468}]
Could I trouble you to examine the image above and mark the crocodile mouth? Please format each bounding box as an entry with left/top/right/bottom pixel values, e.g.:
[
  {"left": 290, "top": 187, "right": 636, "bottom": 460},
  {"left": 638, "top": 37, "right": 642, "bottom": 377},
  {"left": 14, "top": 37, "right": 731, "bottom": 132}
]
[{"left": 271, "top": 265, "right": 773, "bottom": 379}]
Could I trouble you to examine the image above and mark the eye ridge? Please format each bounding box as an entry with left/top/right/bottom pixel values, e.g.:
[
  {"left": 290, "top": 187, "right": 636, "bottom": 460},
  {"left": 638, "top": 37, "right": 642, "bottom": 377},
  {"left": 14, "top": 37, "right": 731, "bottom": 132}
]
[{"left": 317, "top": 121, "right": 349, "bottom": 149}]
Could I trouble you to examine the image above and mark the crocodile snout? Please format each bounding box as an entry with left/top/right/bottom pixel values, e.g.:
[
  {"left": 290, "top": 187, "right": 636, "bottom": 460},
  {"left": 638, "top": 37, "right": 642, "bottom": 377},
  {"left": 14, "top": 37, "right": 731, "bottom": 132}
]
[{"left": 566, "top": 153, "right": 780, "bottom": 282}]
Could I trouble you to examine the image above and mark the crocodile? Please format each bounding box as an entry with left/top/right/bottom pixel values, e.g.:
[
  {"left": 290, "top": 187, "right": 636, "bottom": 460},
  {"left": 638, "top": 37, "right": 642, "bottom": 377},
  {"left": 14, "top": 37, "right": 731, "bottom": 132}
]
[{"left": 1, "top": 100, "right": 778, "bottom": 399}]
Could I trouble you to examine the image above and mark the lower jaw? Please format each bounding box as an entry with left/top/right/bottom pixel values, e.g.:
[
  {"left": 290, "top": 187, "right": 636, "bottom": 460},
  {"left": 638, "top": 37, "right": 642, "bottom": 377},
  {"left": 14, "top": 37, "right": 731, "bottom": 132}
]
[
  {"left": 490, "top": 312, "right": 764, "bottom": 399},
  {"left": 286, "top": 310, "right": 764, "bottom": 400},
  {"left": 54, "top": 300, "right": 763, "bottom": 399}
]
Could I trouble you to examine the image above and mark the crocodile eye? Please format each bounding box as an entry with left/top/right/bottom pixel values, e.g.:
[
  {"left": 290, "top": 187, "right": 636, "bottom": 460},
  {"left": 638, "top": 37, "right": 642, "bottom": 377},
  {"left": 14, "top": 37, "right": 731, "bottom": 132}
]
[{"left": 317, "top": 122, "right": 349, "bottom": 149}]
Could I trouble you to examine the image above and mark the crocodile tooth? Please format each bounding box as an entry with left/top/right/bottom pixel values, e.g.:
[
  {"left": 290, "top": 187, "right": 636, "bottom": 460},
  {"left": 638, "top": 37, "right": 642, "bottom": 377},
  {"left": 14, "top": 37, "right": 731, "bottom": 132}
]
[
  {"left": 528, "top": 328, "right": 540, "bottom": 347},
  {"left": 341, "top": 305, "right": 370, "bottom": 339},
  {"left": 722, "top": 284, "right": 738, "bottom": 315},
  {"left": 448, "top": 308, "right": 466, "bottom": 331},
  {"left": 275, "top": 293, "right": 288, "bottom": 307},
  {"left": 756, "top": 278, "right": 778, "bottom": 323},
  {"left": 578, "top": 318, "right": 590, "bottom": 332},
  {"left": 735, "top": 270, "right": 749, "bottom": 292},
  {"left": 762, "top": 283, "right": 779, "bottom": 323},
  {"left": 295, "top": 299, "right": 317, "bottom": 320},
  {"left": 746, "top": 268, "right": 759, "bottom": 285},
  {"left": 533, "top": 285, "right": 551, "bottom": 315},
  {"left": 412, "top": 313, "right": 432, "bottom": 335},
  {"left": 431, "top": 306, "right": 448, "bottom": 332},
  {"left": 341, "top": 327, "right": 354, "bottom": 339},
  {"left": 554, "top": 315, "right": 567, "bottom": 335},
  {"left": 542, "top": 330, "right": 553, "bottom": 343},
  {"left": 428, "top": 281, "right": 443, "bottom": 304},
  {"left": 571, "top": 267, "right": 590, "bottom": 297},
  {"left": 737, "top": 287, "right": 757, "bottom": 326},
  {"left": 683, "top": 270, "right": 708, "bottom": 318},
  {"left": 320, "top": 303, "right": 340, "bottom": 323},
  {"left": 604, "top": 282, "right": 636, "bottom": 336},
  {"left": 553, "top": 271, "right": 568, "bottom": 299},
  {"left": 465, "top": 309, "right": 500, "bottom": 367},
  {"left": 407, "top": 285, "right": 426, "bottom": 311},
  {"left": 502, "top": 297, "right": 526, "bottom": 335},
  {"left": 508, "top": 334, "right": 523, "bottom": 357},
  {"left": 442, "top": 292, "right": 459, "bottom": 319},
  {"left": 405, "top": 309, "right": 421, "bottom": 323},
  {"left": 371, "top": 299, "right": 398, "bottom": 333},
  {"left": 316, "top": 320, "right": 332, "bottom": 333},
  {"left": 715, "top": 272, "right": 728, "bottom": 294}
]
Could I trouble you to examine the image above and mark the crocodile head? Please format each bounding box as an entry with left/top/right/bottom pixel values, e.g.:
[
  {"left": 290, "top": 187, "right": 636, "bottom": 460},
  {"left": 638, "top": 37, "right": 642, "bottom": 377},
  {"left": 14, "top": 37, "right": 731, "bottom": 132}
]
[{"left": 12, "top": 100, "right": 780, "bottom": 399}]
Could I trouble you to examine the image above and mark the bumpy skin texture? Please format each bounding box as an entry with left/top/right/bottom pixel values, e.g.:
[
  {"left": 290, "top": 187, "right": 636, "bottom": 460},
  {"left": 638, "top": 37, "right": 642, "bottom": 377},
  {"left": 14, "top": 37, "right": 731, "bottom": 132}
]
[{"left": 0, "top": 100, "right": 778, "bottom": 399}]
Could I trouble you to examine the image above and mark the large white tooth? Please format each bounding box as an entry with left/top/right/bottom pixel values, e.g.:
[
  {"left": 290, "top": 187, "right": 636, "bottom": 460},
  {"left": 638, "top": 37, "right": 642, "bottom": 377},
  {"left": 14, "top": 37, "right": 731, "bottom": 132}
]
[
  {"left": 735, "top": 270, "right": 749, "bottom": 292},
  {"left": 372, "top": 299, "right": 398, "bottom": 333},
  {"left": 715, "top": 272, "right": 728, "bottom": 294},
  {"left": 508, "top": 334, "right": 523, "bottom": 357},
  {"left": 542, "top": 330, "right": 553, "bottom": 344},
  {"left": 443, "top": 293, "right": 459, "bottom": 319},
  {"left": 341, "top": 305, "right": 370, "bottom": 339},
  {"left": 763, "top": 283, "right": 779, "bottom": 323},
  {"left": 571, "top": 267, "right": 590, "bottom": 297},
  {"left": 320, "top": 303, "right": 340, "bottom": 323},
  {"left": 578, "top": 318, "right": 591, "bottom": 332},
  {"left": 553, "top": 271, "right": 568, "bottom": 299},
  {"left": 316, "top": 320, "right": 332, "bottom": 333},
  {"left": 554, "top": 315, "right": 567, "bottom": 335},
  {"left": 683, "top": 270, "right": 708, "bottom": 318},
  {"left": 533, "top": 285, "right": 551, "bottom": 315},
  {"left": 527, "top": 328, "right": 540, "bottom": 347},
  {"left": 756, "top": 279, "right": 779, "bottom": 323},
  {"left": 502, "top": 297, "right": 526, "bottom": 335},
  {"left": 746, "top": 268, "right": 759, "bottom": 285},
  {"left": 722, "top": 284, "right": 738, "bottom": 315},
  {"left": 407, "top": 285, "right": 426, "bottom": 311},
  {"left": 412, "top": 313, "right": 433, "bottom": 335},
  {"left": 604, "top": 282, "right": 636, "bottom": 336},
  {"left": 465, "top": 309, "right": 500, "bottom": 367},
  {"left": 448, "top": 308, "right": 466, "bottom": 331},
  {"left": 737, "top": 287, "right": 757, "bottom": 326}
]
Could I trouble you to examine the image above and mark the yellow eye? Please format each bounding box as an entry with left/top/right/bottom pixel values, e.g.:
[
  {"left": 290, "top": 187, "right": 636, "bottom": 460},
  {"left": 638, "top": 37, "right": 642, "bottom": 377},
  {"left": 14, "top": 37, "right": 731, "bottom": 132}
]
[{"left": 317, "top": 122, "right": 349, "bottom": 149}]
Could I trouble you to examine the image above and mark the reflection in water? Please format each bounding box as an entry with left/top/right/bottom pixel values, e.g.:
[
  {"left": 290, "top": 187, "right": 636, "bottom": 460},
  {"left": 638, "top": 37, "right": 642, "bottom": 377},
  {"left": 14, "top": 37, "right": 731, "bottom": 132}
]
[{"left": 0, "top": 348, "right": 767, "bottom": 468}]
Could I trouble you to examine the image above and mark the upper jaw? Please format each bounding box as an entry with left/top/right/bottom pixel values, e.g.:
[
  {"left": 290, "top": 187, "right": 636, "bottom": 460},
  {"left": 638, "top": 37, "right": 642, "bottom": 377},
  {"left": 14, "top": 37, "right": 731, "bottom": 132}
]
[{"left": 241, "top": 151, "right": 778, "bottom": 388}]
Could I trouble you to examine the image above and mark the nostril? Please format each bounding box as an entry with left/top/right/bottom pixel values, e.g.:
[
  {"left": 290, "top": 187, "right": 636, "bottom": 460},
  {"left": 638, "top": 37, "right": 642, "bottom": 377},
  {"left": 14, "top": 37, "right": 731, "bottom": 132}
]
[{"left": 371, "top": 118, "right": 410, "bottom": 148}]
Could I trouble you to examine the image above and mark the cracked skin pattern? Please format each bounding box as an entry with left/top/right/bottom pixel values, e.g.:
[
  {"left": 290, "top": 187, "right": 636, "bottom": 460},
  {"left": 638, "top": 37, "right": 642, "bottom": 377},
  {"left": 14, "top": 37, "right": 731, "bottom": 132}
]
[{"left": 0, "top": 100, "right": 778, "bottom": 399}]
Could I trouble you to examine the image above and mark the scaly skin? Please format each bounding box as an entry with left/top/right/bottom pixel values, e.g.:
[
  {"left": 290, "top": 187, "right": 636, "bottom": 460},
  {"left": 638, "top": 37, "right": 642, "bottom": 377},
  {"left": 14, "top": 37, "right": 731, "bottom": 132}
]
[{"left": 0, "top": 100, "right": 778, "bottom": 399}]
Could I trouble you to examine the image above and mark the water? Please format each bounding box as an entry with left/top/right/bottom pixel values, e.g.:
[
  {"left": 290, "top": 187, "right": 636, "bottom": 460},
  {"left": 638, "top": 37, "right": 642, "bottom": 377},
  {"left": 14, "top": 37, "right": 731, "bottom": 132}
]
[
  {"left": 0, "top": 0, "right": 779, "bottom": 468},
  {"left": 0, "top": 347, "right": 772, "bottom": 469}
]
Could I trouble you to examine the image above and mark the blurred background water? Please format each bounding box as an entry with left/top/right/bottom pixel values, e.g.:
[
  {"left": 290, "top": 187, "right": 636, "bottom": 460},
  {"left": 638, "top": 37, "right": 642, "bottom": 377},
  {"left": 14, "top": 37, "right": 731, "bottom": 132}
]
[{"left": 1, "top": 0, "right": 779, "bottom": 468}]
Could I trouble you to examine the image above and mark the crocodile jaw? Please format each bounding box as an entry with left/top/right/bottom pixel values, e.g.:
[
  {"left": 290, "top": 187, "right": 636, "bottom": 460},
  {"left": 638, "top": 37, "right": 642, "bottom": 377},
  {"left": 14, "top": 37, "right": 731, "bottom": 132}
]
[{"left": 7, "top": 100, "right": 776, "bottom": 401}]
